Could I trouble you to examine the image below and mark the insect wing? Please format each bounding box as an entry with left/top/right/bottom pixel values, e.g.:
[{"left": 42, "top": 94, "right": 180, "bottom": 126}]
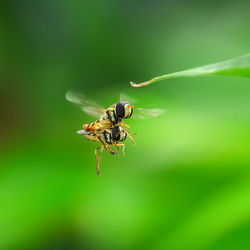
[
  {"left": 65, "top": 91, "right": 105, "bottom": 118},
  {"left": 120, "top": 93, "right": 137, "bottom": 104},
  {"left": 134, "top": 108, "right": 165, "bottom": 119},
  {"left": 77, "top": 129, "right": 89, "bottom": 134}
]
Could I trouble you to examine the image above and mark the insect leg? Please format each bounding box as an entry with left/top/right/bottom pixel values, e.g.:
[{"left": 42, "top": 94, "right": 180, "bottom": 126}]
[
  {"left": 127, "top": 132, "right": 136, "bottom": 145},
  {"left": 119, "top": 127, "right": 136, "bottom": 145},
  {"left": 95, "top": 145, "right": 104, "bottom": 176},
  {"left": 97, "top": 135, "right": 109, "bottom": 151},
  {"left": 106, "top": 145, "right": 118, "bottom": 155},
  {"left": 115, "top": 143, "right": 125, "bottom": 156},
  {"left": 97, "top": 134, "right": 118, "bottom": 155},
  {"left": 120, "top": 121, "right": 130, "bottom": 128}
]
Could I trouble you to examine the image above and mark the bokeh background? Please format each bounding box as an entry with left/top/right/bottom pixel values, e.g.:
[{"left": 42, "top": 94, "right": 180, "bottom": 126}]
[{"left": 1, "top": 0, "right": 250, "bottom": 249}]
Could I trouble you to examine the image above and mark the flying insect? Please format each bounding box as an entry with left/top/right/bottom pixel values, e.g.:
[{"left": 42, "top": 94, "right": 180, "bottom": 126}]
[
  {"left": 66, "top": 91, "right": 134, "bottom": 131},
  {"left": 65, "top": 91, "right": 164, "bottom": 175},
  {"left": 77, "top": 126, "right": 129, "bottom": 176}
]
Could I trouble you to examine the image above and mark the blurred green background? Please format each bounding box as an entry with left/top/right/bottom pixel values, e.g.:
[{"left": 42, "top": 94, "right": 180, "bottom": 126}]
[{"left": 1, "top": 0, "right": 250, "bottom": 249}]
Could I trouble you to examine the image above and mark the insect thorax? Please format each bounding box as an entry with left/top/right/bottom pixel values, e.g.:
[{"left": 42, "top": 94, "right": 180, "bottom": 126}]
[
  {"left": 101, "top": 106, "right": 119, "bottom": 124},
  {"left": 103, "top": 130, "right": 112, "bottom": 144}
]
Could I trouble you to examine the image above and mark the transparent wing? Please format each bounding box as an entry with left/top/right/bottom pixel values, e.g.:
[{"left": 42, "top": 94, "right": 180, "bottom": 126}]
[
  {"left": 120, "top": 93, "right": 165, "bottom": 119},
  {"left": 134, "top": 108, "right": 165, "bottom": 119},
  {"left": 65, "top": 91, "right": 105, "bottom": 118},
  {"left": 120, "top": 93, "right": 137, "bottom": 104}
]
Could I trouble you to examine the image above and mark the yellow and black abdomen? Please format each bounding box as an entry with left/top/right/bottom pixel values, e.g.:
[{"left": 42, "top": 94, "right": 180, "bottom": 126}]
[
  {"left": 84, "top": 129, "right": 112, "bottom": 145},
  {"left": 82, "top": 116, "right": 113, "bottom": 132}
]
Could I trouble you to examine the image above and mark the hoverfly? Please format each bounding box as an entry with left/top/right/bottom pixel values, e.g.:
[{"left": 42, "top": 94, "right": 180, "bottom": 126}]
[
  {"left": 66, "top": 91, "right": 164, "bottom": 176},
  {"left": 78, "top": 125, "right": 128, "bottom": 176}
]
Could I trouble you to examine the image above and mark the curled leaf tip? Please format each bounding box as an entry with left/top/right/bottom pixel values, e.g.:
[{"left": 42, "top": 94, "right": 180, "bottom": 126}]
[
  {"left": 130, "top": 81, "right": 151, "bottom": 88},
  {"left": 130, "top": 81, "right": 137, "bottom": 87}
]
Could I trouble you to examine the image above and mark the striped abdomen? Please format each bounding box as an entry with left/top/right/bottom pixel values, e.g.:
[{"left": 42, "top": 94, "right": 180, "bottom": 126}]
[
  {"left": 84, "top": 129, "right": 113, "bottom": 145},
  {"left": 82, "top": 107, "right": 119, "bottom": 131}
]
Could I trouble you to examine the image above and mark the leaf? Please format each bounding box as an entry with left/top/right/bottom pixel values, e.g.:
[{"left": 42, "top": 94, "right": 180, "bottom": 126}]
[{"left": 130, "top": 54, "right": 250, "bottom": 88}]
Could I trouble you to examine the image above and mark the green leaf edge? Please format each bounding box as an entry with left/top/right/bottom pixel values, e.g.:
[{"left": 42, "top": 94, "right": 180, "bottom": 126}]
[{"left": 130, "top": 54, "right": 250, "bottom": 87}]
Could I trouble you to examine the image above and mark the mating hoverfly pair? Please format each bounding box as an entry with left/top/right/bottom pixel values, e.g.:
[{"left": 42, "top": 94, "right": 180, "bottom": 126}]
[{"left": 66, "top": 91, "right": 164, "bottom": 176}]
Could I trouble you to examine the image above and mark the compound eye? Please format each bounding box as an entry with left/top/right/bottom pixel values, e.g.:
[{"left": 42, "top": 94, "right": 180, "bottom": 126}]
[
  {"left": 115, "top": 102, "right": 126, "bottom": 119},
  {"left": 111, "top": 126, "right": 121, "bottom": 141}
]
